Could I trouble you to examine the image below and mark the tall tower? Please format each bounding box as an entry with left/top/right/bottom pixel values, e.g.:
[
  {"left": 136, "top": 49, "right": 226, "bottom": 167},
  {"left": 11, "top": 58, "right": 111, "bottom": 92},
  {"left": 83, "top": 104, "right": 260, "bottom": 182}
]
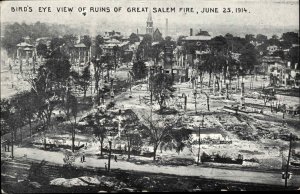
[
  {"left": 165, "top": 18, "right": 168, "bottom": 37},
  {"left": 146, "top": 11, "right": 153, "bottom": 36}
]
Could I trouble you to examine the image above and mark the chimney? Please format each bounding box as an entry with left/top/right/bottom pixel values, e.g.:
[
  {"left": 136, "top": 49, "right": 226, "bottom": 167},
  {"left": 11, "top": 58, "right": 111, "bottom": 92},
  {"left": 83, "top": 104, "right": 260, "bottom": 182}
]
[
  {"left": 166, "top": 18, "right": 169, "bottom": 37},
  {"left": 190, "top": 28, "right": 193, "bottom": 36},
  {"left": 137, "top": 28, "right": 139, "bottom": 34}
]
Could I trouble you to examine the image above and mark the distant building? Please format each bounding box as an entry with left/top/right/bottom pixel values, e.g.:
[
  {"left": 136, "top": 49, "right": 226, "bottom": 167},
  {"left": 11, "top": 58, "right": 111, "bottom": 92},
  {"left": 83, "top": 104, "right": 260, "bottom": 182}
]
[
  {"left": 153, "top": 28, "right": 163, "bottom": 42},
  {"left": 288, "top": 62, "right": 300, "bottom": 88},
  {"left": 101, "top": 38, "right": 130, "bottom": 56},
  {"left": 36, "top": 37, "right": 51, "bottom": 48},
  {"left": 16, "top": 42, "right": 34, "bottom": 59},
  {"left": 267, "top": 45, "right": 279, "bottom": 55},
  {"left": 72, "top": 43, "right": 89, "bottom": 65},
  {"left": 104, "top": 31, "right": 122, "bottom": 40},
  {"left": 259, "top": 56, "right": 283, "bottom": 74},
  {"left": 183, "top": 29, "right": 212, "bottom": 43},
  {"left": 146, "top": 11, "right": 154, "bottom": 36},
  {"left": 189, "top": 127, "right": 229, "bottom": 142}
]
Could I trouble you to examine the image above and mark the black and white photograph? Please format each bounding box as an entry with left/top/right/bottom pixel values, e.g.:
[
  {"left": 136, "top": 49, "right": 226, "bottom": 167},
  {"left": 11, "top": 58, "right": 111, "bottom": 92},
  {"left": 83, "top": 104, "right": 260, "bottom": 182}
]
[{"left": 0, "top": 0, "right": 299, "bottom": 192}]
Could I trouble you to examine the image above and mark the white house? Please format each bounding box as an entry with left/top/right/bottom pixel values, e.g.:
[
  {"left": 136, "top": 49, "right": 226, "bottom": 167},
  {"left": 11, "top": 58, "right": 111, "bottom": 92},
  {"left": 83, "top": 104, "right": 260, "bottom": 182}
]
[{"left": 267, "top": 45, "right": 279, "bottom": 54}]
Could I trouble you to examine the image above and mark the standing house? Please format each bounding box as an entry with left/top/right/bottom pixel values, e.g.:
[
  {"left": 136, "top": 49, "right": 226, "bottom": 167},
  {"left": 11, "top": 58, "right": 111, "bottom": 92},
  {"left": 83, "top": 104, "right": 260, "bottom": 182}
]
[
  {"left": 181, "top": 29, "right": 212, "bottom": 82},
  {"left": 289, "top": 63, "right": 300, "bottom": 88},
  {"left": 16, "top": 42, "right": 34, "bottom": 60},
  {"left": 267, "top": 45, "right": 279, "bottom": 55},
  {"left": 73, "top": 43, "right": 89, "bottom": 65},
  {"left": 172, "top": 46, "right": 189, "bottom": 82},
  {"left": 101, "top": 38, "right": 130, "bottom": 56}
]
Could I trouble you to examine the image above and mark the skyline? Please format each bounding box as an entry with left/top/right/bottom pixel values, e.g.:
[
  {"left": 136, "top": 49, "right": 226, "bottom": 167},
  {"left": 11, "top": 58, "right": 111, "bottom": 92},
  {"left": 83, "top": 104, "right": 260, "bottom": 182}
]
[{"left": 1, "top": 0, "right": 299, "bottom": 38}]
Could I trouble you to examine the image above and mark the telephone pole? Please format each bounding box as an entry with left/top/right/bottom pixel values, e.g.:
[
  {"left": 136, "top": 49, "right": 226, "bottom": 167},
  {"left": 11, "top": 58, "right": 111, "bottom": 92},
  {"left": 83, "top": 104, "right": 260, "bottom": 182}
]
[
  {"left": 108, "top": 140, "right": 112, "bottom": 172},
  {"left": 197, "top": 115, "right": 204, "bottom": 165},
  {"left": 285, "top": 133, "right": 293, "bottom": 188}
]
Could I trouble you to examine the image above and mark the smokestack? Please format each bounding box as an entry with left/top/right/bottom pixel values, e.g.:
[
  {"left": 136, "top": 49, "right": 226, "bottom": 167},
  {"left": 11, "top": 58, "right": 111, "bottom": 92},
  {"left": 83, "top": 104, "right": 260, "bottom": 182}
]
[
  {"left": 165, "top": 18, "right": 168, "bottom": 37},
  {"left": 190, "top": 28, "right": 193, "bottom": 36},
  {"left": 137, "top": 28, "right": 139, "bottom": 34}
]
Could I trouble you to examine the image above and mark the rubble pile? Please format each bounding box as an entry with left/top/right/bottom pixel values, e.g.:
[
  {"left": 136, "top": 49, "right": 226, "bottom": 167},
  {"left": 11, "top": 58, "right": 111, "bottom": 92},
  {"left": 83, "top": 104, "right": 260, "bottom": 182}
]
[{"left": 50, "top": 175, "right": 128, "bottom": 191}]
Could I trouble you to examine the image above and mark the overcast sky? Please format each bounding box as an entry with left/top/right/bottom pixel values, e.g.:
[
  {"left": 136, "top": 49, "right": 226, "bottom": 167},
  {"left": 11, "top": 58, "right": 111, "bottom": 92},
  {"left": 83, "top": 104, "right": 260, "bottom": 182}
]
[{"left": 1, "top": 0, "right": 299, "bottom": 36}]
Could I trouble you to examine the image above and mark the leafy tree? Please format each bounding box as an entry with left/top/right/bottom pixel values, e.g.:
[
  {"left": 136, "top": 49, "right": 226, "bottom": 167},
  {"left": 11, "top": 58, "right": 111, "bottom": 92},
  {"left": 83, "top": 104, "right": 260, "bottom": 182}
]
[
  {"left": 239, "top": 43, "right": 258, "bottom": 81},
  {"left": 36, "top": 43, "right": 48, "bottom": 58},
  {"left": 30, "top": 66, "right": 59, "bottom": 132},
  {"left": 281, "top": 32, "right": 299, "bottom": 48},
  {"left": 129, "top": 33, "right": 140, "bottom": 44},
  {"left": 177, "top": 35, "right": 187, "bottom": 46},
  {"left": 79, "top": 65, "right": 91, "bottom": 98},
  {"left": 267, "top": 37, "right": 281, "bottom": 47},
  {"left": 136, "top": 34, "right": 152, "bottom": 60},
  {"left": 287, "top": 46, "right": 299, "bottom": 68},
  {"left": 45, "top": 50, "right": 71, "bottom": 83},
  {"left": 163, "top": 126, "right": 192, "bottom": 154},
  {"left": 272, "top": 50, "right": 285, "bottom": 60},
  {"left": 210, "top": 36, "right": 228, "bottom": 52},
  {"left": 202, "top": 52, "right": 215, "bottom": 87},
  {"left": 256, "top": 34, "right": 268, "bottom": 44},
  {"left": 0, "top": 98, "right": 23, "bottom": 158},
  {"left": 88, "top": 112, "right": 109, "bottom": 156},
  {"left": 150, "top": 73, "right": 174, "bottom": 112},
  {"left": 94, "top": 35, "right": 104, "bottom": 57},
  {"left": 183, "top": 41, "right": 198, "bottom": 55},
  {"left": 26, "top": 49, "right": 73, "bottom": 133},
  {"left": 63, "top": 34, "right": 77, "bottom": 46},
  {"left": 245, "top": 34, "right": 255, "bottom": 43},
  {"left": 1, "top": 22, "right": 83, "bottom": 57},
  {"left": 1, "top": 22, "right": 25, "bottom": 57},
  {"left": 91, "top": 54, "right": 110, "bottom": 105},
  {"left": 132, "top": 60, "right": 147, "bottom": 80},
  {"left": 209, "top": 36, "right": 229, "bottom": 92},
  {"left": 61, "top": 34, "right": 77, "bottom": 60},
  {"left": 82, "top": 35, "right": 92, "bottom": 48},
  {"left": 150, "top": 42, "right": 164, "bottom": 65},
  {"left": 11, "top": 91, "right": 37, "bottom": 137},
  {"left": 64, "top": 93, "right": 78, "bottom": 152},
  {"left": 113, "top": 45, "right": 120, "bottom": 71},
  {"left": 50, "top": 37, "right": 65, "bottom": 51}
]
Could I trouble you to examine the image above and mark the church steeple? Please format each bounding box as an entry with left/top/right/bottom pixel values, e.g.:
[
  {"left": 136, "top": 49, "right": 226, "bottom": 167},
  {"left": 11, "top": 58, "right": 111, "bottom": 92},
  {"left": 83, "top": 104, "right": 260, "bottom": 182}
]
[
  {"left": 146, "top": 11, "right": 153, "bottom": 35},
  {"left": 147, "top": 11, "right": 153, "bottom": 23}
]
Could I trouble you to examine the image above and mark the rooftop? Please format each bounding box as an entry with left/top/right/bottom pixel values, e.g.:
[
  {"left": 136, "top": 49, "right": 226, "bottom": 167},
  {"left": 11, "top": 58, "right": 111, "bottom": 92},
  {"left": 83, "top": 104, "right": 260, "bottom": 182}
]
[
  {"left": 16, "top": 42, "right": 34, "bottom": 47},
  {"left": 74, "top": 43, "right": 87, "bottom": 48},
  {"left": 184, "top": 35, "right": 212, "bottom": 41}
]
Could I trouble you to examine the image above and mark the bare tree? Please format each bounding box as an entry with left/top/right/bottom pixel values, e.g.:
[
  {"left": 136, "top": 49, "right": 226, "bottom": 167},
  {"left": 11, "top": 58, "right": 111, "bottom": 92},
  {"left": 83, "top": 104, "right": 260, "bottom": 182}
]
[
  {"left": 260, "top": 88, "right": 276, "bottom": 111},
  {"left": 121, "top": 110, "right": 143, "bottom": 159},
  {"left": 63, "top": 93, "right": 78, "bottom": 153},
  {"left": 140, "top": 113, "right": 179, "bottom": 161}
]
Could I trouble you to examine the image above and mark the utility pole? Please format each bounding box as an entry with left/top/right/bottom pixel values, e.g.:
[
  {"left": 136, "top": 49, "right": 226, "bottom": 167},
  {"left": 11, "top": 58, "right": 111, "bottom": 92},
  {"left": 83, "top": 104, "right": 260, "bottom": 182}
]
[
  {"left": 150, "top": 69, "right": 153, "bottom": 105},
  {"left": 11, "top": 129, "right": 14, "bottom": 159},
  {"left": 108, "top": 140, "right": 112, "bottom": 172},
  {"left": 194, "top": 89, "right": 197, "bottom": 114},
  {"left": 197, "top": 125, "right": 201, "bottom": 165},
  {"left": 197, "top": 115, "right": 204, "bottom": 165},
  {"left": 285, "top": 133, "right": 293, "bottom": 188}
]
